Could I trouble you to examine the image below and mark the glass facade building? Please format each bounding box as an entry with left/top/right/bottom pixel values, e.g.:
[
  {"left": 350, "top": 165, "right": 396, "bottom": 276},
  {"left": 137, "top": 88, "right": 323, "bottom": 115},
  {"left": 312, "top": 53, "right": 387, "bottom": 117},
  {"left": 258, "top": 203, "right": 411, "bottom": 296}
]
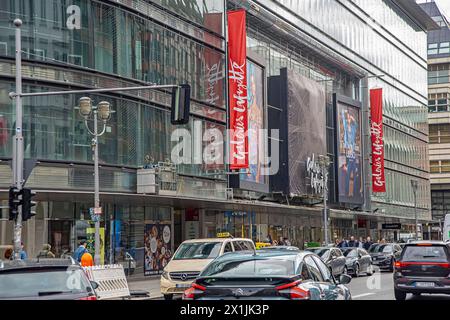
[{"left": 0, "top": 0, "right": 433, "bottom": 274}]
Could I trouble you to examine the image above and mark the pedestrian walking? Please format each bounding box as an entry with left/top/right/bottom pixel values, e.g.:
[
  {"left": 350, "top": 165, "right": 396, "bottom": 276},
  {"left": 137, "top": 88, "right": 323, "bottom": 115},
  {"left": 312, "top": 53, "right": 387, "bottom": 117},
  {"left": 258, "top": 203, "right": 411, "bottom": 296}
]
[
  {"left": 80, "top": 251, "right": 94, "bottom": 267},
  {"left": 266, "top": 234, "right": 273, "bottom": 245},
  {"left": 334, "top": 238, "right": 340, "bottom": 247},
  {"left": 73, "top": 240, "right": 88, "bottom": 263},
  {"left": 347, "top": 236, "right": 358, "bottom": 247},
  {"left": 337, "top": 238, "right": 348, "bottom": 248},
  {"left": 19, "top": 242, "right": 27, "bottom": 260},
  {"left": 358, "top": 237, "right": 364, "bottom": 248},
  {"left": 363, "top": 236, "right": 373, "bottom": 250},
  {"left": 283, "top": 238, "right": 291, "bottom": 246}
]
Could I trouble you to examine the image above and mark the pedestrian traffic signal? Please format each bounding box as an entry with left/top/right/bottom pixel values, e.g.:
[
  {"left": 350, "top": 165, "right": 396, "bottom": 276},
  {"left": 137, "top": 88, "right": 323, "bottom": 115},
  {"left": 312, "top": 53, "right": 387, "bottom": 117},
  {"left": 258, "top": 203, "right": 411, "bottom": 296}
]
[
  {"left": 8, "top": 186, "right": 22, "bottom": 221},
  {"left": 21, "top": 188, "right": 36, "bottom": 221},
  {"left": 170, "top": 84, "right": 191, "bottom": 125}
]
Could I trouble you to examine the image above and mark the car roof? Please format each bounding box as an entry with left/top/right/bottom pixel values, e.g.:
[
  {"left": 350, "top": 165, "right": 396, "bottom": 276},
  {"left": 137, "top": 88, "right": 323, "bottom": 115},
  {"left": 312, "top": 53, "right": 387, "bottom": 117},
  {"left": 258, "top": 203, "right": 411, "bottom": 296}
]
[
  {"left": 261, "top": 246, "right": 300, "bottom": 251},
  {"left": 181, "top": 238, "right": 253, "bottom": 243},
  {"left": 405, "top": 240, "right": 449, "bottom": 246},
  {"left": 306, "top": 247, "right": 334, "bottom": 250},
  {"left": 216, "top": 250, "right": 310, "bottom": 261},
  {"left": 0, "top": 258, "right": 78, "bottom": 271}
]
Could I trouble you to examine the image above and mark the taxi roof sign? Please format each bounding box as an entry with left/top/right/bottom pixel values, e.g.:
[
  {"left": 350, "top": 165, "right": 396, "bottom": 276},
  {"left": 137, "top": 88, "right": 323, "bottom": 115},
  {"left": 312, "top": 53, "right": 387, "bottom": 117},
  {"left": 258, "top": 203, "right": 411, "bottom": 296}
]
[{"left": 217, "top": 232, "right": 233, "bottom": 238}]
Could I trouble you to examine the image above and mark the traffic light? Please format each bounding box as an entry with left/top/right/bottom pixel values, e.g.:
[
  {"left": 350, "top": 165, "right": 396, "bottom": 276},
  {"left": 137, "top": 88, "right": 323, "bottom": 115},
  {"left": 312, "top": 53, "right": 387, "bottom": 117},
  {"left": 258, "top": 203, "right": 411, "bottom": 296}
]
[
  {"left": 8, "top": 186, "right": 22, "bottom": 221},
  {"left": 21, "top": 188, "right": 36, "bottom": 221},
  {"left": 170, "top": 84, "right": 191, "bottom": 125}
]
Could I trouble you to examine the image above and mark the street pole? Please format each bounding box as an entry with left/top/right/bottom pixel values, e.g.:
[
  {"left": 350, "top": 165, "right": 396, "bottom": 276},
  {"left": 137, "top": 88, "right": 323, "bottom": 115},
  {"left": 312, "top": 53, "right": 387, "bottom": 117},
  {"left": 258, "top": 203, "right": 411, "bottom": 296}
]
[
  {"left": 319, "top": 155, "right": 330, "bottom": 246},
  {"left": 13, "top": 19, "right": 24, "bottom": 260},
  {"left": 93, "top": 110, "right": 101, "bottom": 265},
  {"left": 414, "top": 191, "right": 418, "bottom": 241}
]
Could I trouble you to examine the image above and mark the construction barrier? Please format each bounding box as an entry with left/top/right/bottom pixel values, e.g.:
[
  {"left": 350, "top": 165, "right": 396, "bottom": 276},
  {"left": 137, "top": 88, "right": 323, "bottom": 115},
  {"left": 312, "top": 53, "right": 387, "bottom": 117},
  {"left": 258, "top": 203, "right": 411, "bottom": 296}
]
[{"left": 83, "top": 264, "right": 131, "bottom": 300}]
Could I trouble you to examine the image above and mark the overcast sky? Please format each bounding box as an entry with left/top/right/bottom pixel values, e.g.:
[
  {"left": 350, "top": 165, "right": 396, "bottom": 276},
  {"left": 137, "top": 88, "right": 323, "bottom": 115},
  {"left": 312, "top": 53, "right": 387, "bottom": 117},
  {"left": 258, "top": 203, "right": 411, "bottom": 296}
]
[{"left": 417, "top": 0, "right": 450, "bottom": 21}]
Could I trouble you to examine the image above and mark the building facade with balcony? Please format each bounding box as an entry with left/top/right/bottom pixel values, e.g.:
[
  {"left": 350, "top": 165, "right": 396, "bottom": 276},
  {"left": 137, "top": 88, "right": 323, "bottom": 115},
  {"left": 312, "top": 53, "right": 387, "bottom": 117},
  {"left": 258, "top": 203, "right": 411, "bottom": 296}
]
[{"left": 0, "top": 0, "right": 433, "bottom": 276}]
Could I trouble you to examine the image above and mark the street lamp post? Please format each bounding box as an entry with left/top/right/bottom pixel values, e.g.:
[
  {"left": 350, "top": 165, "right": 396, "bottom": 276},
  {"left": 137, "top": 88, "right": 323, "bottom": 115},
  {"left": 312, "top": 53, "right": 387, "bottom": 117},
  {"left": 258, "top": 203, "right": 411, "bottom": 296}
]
[
  {"left": 77, "top": 98, "right": 113, "bottom": 265},
  {"left": 411, "top": 179, "right": 418, "bottom": 241},
  {"left": 319, "top": 155, "right": 331, "bottom": 246}
]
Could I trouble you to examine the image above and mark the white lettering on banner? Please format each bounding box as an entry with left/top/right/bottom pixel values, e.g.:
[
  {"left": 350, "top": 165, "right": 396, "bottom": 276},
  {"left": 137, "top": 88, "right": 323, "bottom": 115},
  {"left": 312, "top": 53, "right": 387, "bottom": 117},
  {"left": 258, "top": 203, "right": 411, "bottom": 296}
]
[
  {"left": 306, "top": 154, "right": 326, "bottom": 194},
  {"left": 66, "top": 5, "right": 81, "bottom": 30},
  {"left": 229, "top": 60, "right": 248, "bottom": 162},
  {"left": 205, "top": 62, "right": 222, "bottom": 106},
  {"left": 370, "top": 121, "right": 384, "bottom": 188}
]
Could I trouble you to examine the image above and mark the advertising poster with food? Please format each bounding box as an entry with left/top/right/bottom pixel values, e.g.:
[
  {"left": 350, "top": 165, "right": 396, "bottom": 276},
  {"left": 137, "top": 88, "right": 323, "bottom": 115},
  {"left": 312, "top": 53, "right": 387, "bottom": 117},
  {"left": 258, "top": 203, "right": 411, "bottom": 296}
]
[{"left": 144, "top": 224, "right": 172, "bottom": 276}]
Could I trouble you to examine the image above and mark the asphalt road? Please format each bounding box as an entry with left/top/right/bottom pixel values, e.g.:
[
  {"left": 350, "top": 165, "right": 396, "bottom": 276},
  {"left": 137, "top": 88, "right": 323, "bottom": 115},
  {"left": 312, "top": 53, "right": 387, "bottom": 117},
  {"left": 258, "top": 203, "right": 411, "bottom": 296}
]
[{"left": 347, "top": 267, "right": 450, "bottom": 300}]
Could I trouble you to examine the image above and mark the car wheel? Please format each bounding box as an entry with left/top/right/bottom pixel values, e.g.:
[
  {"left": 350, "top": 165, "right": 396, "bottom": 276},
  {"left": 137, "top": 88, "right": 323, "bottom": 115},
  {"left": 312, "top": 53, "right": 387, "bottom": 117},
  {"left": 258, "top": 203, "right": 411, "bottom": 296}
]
[
  {"left": 163, "top": 294, "right": 173, "bottom": 300},
  {"left": 389, "top": 259, "right": 395, "bottom": 272},
  {"left": 367, "top": 264, "right": 374, "bottom": 276},
  {"left": 353, "top": 264, "right": 359, "bottom": 278},
  {"left": 394, "top": 289, "right": 407, "bottom": 301}
]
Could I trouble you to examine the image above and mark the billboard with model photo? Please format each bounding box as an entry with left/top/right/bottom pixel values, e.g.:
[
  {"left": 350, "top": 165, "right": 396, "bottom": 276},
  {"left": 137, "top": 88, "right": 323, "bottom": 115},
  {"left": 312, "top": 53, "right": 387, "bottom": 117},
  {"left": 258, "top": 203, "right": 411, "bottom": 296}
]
[
  {"left": 335, "top": 94, "right": 364, "bottom": 204},
  {"left": 240, "top": 59, "right": 266, "bottom": 185}
]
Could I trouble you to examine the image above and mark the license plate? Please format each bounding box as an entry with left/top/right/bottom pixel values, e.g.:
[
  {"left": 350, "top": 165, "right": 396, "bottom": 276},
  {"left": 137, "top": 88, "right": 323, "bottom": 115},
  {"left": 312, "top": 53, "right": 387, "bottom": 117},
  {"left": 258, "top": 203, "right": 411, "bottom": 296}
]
[
  {"left": 175, "top": 284, "right": 191, "bottom": 289},
  {"left": 415, "top": 282, "right": 435, "bottom": 288}
]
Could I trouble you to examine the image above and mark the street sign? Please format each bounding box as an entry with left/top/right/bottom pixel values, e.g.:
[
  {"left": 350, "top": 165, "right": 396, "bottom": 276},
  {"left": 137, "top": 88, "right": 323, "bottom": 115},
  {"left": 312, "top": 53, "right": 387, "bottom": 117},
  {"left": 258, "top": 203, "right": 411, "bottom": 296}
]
[{"left": 382, "top": 223, "right": 401, "bottom": 230}]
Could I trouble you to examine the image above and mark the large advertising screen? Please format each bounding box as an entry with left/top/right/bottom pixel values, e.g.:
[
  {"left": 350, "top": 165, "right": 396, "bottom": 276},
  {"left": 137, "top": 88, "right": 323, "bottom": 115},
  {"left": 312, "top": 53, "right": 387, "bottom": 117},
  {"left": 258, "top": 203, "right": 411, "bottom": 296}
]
[
  {"left": 335, "top": 96, "right": 364, "bottom": 204},
  {"left": 144, "top": 224, "right": 172, "bottom": 276},
  {"left": 239, "top": 59, "right": 266, "bottom": 185}
]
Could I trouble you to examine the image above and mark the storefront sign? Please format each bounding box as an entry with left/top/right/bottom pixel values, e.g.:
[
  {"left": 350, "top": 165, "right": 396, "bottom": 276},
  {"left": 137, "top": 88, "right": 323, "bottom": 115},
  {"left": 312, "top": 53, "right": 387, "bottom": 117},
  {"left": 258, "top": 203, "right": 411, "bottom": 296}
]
[
  {"left": 370, "top": 88, "right": 386, "bottom": 193},
  {"left": 382, "top": 223, "right": 401, "bottom": 230},
  {"left": 227, "top": 10, "right": 248, "bottom": 170}
]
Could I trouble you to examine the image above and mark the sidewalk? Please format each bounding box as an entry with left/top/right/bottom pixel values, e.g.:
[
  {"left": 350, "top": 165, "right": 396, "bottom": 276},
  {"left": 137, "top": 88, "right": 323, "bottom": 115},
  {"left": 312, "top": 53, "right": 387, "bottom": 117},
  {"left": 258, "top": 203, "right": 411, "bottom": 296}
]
[{"left": 127, "top": 276, "right": 163, "bottom": 300}]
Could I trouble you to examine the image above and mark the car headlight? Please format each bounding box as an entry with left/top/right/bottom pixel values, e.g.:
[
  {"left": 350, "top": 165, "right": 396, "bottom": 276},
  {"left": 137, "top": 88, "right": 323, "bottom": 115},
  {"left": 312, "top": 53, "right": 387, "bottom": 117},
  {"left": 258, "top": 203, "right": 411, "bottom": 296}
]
[{"left": 161, "top": 271, "right": 170, "bottom": 280}]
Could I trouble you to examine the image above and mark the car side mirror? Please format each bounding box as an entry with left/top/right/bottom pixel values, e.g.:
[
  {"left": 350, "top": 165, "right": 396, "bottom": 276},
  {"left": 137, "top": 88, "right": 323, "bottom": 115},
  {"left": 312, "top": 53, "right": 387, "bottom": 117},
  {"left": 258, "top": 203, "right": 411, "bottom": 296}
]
[
  {"left": 339, "top": 274, "right": 352, "bottom": 285},
  {"left": 90, "top": 281, "right": 99, "bottom": 290}
]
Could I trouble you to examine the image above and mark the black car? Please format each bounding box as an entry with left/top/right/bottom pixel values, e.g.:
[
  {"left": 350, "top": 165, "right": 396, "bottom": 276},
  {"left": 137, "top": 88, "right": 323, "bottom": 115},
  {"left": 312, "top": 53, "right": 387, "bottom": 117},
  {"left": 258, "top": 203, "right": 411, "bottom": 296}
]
[
  {"left": 394, "top": 241, "right": 450, "bottom": 300},
  {"left": 341, "top": 248, "right": 374, "bottom": 277},
  {"left": 368, "top": 243, "right": 402, "bottom": 271},
  {"left": 0, "top": 258, "right": 98, "bottom": 300},
  {"left": 306, "top": 247, "right": 346, "bottom": 277},
  {"left": 182, "top": 251, "right": 352, "bottom": 300}
]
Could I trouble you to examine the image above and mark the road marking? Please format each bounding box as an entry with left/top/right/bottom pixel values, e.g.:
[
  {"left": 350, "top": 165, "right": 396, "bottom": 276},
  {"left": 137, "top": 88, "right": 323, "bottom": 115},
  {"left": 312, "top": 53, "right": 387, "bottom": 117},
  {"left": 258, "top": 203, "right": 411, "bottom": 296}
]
[{"left": 352, "top": 293, "right": 376, "bottom": 299}]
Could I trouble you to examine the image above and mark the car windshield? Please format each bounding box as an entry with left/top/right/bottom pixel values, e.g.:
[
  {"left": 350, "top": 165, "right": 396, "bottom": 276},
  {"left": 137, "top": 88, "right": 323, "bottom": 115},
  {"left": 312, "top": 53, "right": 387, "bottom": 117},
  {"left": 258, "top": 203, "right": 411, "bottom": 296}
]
[
  {"left": 0, "top": 267, "right": 91, "bottom": 298},
  {"left": 307, "top": 249, "right": 330, "bottom": 259},
  {"left": 202, "top": 257, "right": 296, "bottom": 277},
  {"left": 343, "top": 249, "right": 357, "bottom": 258},
  {"left": 369, "top": 245, "right": 392, "bottom": 253},
  {"left": 402, "top": 246, "right": 448, "bottom": 263},
  {"left": 173, "top": 242, "right": 222, "bottom": 260}
]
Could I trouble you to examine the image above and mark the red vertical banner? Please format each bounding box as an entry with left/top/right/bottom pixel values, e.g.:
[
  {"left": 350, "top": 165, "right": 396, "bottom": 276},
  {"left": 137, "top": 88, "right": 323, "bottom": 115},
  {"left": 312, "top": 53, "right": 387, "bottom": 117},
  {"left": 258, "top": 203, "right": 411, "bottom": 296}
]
[
  {"left": 227, "top": 10, "right": 248, "bottom": 170},
  {"left": 370, "top": 88, "right": 386, "bottom": 193}
]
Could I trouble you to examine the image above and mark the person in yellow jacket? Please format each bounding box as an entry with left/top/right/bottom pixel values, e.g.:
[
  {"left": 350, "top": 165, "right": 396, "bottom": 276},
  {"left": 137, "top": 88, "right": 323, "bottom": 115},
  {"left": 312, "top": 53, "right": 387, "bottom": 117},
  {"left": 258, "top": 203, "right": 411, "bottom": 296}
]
[{"left": 80, "top": 251, "right": 94, "bottom": 267}]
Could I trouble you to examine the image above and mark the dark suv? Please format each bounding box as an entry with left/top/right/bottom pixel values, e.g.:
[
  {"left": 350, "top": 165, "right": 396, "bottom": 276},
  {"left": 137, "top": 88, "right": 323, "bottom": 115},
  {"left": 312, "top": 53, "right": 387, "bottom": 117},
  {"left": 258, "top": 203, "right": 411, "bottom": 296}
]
[
  {"left": 393, "top": 241, "right": 450, "bottom": 300},
  {"left": 0, "top": 259, "right": 98, "bottom": 300}
]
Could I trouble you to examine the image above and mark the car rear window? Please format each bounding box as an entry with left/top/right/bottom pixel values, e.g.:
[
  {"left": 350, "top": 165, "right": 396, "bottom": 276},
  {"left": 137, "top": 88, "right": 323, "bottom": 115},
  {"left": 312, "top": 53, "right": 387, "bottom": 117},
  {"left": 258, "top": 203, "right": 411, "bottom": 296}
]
[
  {"left": 402, "top": 246, "right": 449, "bottom": 263},
  {"left": 0, "top": 267, "right": 91, "bottom": 298},
  {"left": 202, "top": 257, "right": 296, "bottom": 277}
]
